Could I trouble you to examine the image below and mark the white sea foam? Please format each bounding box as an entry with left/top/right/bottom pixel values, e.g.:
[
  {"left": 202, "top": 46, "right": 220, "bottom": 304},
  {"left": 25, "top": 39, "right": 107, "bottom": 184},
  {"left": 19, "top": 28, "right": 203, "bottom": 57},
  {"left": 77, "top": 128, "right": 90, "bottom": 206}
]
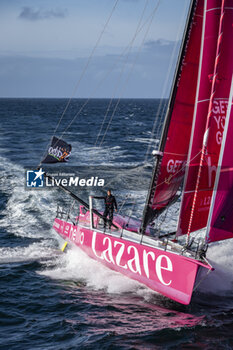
[
  {"left": 198, "top": 239, "right": 233, "bottom": 295},
  {"left": 0, "top": 156, "right": 59, "bottom": 265},
  {"left": 0, "top": 242, "right": 59, "bottom": 264},
  {"left": 71, "top": 142, "right": 127, "bottom": 165},
  {"left": 0, "top": 155, "right": 145, "bottom": 295},
  {"left": 0, "top": 155, "right": 56, "bottom": 233},
  {"left": 40, "top": 245, "right": 144, "bottom": 295},
  {"left": 126, "top": 136, "right": 160, "bottom": 145},
  {"left": 40, "top": 232, "right": 233, "bottom": 300}
]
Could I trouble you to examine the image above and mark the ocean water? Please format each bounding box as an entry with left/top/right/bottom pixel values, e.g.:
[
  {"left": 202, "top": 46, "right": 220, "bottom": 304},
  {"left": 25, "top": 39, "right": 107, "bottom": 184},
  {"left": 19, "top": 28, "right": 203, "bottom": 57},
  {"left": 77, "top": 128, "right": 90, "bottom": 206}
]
[{"left": 0, "top": 98, "right": 233, "bottom": 349}]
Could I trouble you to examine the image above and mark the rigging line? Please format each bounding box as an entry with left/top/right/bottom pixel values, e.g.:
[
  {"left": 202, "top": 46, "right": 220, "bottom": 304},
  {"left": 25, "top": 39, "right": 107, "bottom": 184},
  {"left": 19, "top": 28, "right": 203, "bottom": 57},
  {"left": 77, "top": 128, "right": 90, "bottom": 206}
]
[
  {"left": 100, "top": 165, "right": 146, "bottom": 214},
  {"left": 149, "top": 149, "right": 202, "bottom": 193},
  {"left": 94, "top": 0, "right": 150, "bottom": 147},
  {"left": 126, "top": 200, "right": 136, "bottom": 226},
  {"left": 144, "top": 0, "right": 189, "bottom": 162},
  {"left": 66, "top": 199, "right": 76, "bottom": 221},
  {"left": 54, "top": 0, "right": 120, "bottom": 136},
  {"left": 58, "top": 1, "right": 161, "bottom": 141},
  {"left": 118, "top": 195, "right": 131, "bottom": 214},
  {"left": 154, "top": 0, "right": 191, "bottom": 146},
  {"left": 38, "top": 0, "right": 119, "bottom": 166},
  {"left": 144, "top": 0, "right": 190, "bottom": 163},
  {"left": 157, "top": 206, "right": 169, "bottom": 233},
  {"left": 102, "top": 164, "right": 146, "bottom": 189},
  {"left": 98, "top": 0, "right": 161, "bottom": 148}
]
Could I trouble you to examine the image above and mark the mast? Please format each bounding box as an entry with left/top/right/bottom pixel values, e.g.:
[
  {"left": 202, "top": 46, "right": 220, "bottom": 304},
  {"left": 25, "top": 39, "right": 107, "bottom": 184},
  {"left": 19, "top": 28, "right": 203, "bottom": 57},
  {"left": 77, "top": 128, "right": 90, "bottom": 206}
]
[{"left": 140, "top": 0, "right": 198, "bottom": 234}]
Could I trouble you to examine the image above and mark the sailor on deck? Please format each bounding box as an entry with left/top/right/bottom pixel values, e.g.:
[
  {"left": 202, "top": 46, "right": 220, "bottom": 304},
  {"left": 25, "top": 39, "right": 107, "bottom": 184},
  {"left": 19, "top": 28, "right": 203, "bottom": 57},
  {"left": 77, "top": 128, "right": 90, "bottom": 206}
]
[{"left": 94, "top": 190, "right": 117, "bottom": 229}]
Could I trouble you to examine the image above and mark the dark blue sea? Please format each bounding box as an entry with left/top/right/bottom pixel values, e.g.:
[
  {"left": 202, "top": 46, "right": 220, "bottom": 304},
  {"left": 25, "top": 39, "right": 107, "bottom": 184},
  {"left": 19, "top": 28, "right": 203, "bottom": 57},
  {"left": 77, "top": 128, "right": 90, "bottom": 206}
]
[{"left": 0, "top": 98, "right": 233, "bottom": 349}]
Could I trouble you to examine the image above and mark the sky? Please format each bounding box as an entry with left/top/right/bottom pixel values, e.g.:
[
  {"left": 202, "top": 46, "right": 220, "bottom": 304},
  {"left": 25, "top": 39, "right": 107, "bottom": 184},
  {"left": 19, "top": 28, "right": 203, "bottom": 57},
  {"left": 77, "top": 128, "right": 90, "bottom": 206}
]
[{"left": 0, "top": 0, "right": 190, "bottom": 98}]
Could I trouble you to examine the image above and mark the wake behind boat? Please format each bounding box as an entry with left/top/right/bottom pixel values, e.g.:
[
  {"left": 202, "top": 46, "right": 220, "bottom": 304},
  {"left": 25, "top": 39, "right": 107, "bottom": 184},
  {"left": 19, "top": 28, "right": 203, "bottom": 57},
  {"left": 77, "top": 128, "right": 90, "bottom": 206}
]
[{"left": 37, "top": 0, "right": 233, "bottom": 305}]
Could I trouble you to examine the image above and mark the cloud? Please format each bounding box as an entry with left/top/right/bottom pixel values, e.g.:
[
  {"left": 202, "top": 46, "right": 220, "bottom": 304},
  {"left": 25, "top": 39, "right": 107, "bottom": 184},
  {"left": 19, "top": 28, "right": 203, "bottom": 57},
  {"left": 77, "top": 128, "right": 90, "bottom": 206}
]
[
  {"left": 18, "top": 7, "right": 67, "bottom": 21},
  {"left": 144, "top": 39, "right": 177, "bottom": 50}
]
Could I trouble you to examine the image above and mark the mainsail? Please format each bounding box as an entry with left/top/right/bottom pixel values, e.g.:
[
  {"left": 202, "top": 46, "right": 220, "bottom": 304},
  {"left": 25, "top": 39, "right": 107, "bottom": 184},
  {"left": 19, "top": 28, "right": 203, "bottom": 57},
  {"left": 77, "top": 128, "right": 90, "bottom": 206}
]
[
  {"left": 206, "top": 74, "right": 233, "bottom": 243},
  {"left": 177, "top": 0, "right": 233, "bottom": 236},
  {"left": 141, "top": 0, "right": 204, "bottom": 231}
]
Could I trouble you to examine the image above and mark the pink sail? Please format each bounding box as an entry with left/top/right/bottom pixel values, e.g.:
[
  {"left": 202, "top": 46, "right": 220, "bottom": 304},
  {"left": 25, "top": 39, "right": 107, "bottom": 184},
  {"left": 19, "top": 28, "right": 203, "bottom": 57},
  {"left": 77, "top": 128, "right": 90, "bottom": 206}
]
[
  {"left": 177, "top": 0, "right": 233, "bottom": 236},
  {"left": 206, "top": 75, "right": 233, "bottom": 243},
  {"left": 140, "top": 1, "right": 204, "bottom": 231}
]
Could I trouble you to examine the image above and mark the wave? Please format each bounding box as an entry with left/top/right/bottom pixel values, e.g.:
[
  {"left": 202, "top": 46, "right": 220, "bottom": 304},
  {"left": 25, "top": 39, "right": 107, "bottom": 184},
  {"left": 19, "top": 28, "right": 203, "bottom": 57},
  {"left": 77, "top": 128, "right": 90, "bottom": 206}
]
[
  {"left": 0, "top": 155, "right": 60, "bottom": 265},
  {"left": 197, "top": 239, "right": 233, "bottom": 296},
  {"left": 0, "top": 242, "right": 60, "bottom": 264},
  {"left": 40, "top": 245, "right": 143, "bottom": 294}
]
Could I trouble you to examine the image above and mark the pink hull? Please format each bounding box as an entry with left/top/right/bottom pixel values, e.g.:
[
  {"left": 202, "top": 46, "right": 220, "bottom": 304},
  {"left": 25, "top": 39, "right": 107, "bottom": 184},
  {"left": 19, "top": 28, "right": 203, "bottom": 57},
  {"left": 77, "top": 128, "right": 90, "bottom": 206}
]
[{"left": 53, "top": 218, "right": 211, "bottom": 305}]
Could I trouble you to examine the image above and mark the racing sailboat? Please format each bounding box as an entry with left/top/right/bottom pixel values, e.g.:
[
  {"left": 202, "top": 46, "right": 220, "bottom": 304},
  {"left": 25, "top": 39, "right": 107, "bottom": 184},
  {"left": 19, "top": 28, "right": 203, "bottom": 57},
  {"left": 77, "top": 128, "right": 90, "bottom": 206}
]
[{"left": 43, "top": 0, "right": 233, "bottom": 304}]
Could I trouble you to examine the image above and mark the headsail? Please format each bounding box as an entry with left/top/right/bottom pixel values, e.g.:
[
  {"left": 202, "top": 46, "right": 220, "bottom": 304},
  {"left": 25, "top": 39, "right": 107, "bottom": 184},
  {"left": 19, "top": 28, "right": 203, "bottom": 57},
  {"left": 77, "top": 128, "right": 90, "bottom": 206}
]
[
  {"left": 206, "top": 74, "right": 233, "bottom": 243},
  {"left": 42, "top": 136, "right": 72, "bottom": 164},
  {"left": 177, "top": 0, "right": 233, "bottom": 236},
  {"left": 141, "top": 0, "right": 204, "bottom": 231}
]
